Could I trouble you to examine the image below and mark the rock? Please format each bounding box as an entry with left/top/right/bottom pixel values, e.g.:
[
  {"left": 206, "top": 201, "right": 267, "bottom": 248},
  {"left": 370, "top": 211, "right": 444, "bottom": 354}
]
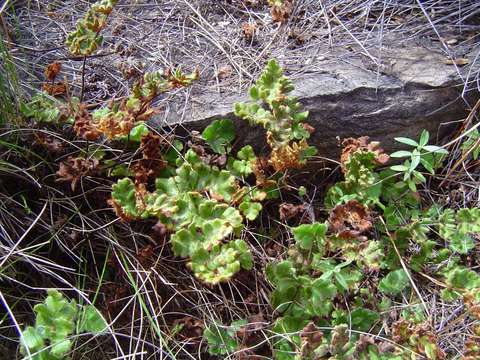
[{"left": 153, "top": 43, "right": 479, "bottom": 160}]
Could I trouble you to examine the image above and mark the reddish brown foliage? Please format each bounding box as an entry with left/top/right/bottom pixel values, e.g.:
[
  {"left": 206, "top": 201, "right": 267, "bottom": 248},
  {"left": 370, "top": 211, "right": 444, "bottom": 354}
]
[
  {"left": 42, "top": 82, "right": 67, "bottom": 96},
  {"left": 252, "top": 156, "right": 277, "bottom": 190},
  {"left": 172, "top": 316, "right": 203, "bottom": 342},
  {"left": 270, "top": 0, "right": 294, "bottom": 23},
  {"left": 392, "top": 319, "right": 445, "bottom": 359},
  {"left": 189, "top": 142, "right": 227, "bottom": 167},
  {"left": 328, "top": 200, "right": 373, "bottom": 240},
  {"left": 464, "top": 292, "right": 480, "bottom": 320},
  {"left": 34, "top": 133, "right": 64, "bottom": 154},
  {"left": 279, "top": 202, "right": 306, "bottom": 221},
  {"left": 300, "top": 322, "right": 323, "bottom": 354},
  {"left": 136, "top": 244, "right": 155, "bottom": 268},
  {"left": 268, "top": 136, "right": 309, "bottom": 172},
  {"left": 340, "top": 136, "right": 389, "bottom": 172},
  {"left": 151, "top": 221, "right": 168, "bottom": 242},
  {"left": 242, "top": 23, "right": 257, "bottom": 41},
  {"left": 44, "top": 62, "right": 61, "bottom": 81},
  {"left": 164, "top": 68, "right": 200, "bottom": 89},
  {"left": 73, "top": 105, "right": 101, "bottom": 141},
  {"left": 56, "top": 156, "right": 99, "bottom": 191},
  {"left": 462, "top": 325, "right": 480, "bottom": 359},
  {"left": 236, "top": 313, "right": 269, "bottom": 360},
  {"left": 132, "top": 133, "right": 167, "bottom": 184}
]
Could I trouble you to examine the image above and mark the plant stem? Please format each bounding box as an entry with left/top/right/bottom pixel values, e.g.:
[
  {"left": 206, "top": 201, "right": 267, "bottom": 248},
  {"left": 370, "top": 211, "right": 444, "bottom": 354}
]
[{"left": 80, "top": 56, "right": 87, "bottom": 102}]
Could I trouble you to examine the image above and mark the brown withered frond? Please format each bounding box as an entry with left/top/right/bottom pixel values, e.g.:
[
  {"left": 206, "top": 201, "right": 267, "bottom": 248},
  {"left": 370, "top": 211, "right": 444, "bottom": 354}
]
[
  {"left": 269, "top": 138, "right": 309, "bottom": 172},
  {"left": 56, "top": 156, "right": 99, "bottom": 191},
  {"left": 340, "top": 136, "right": 389, "bottom": 172},
  {"left": 73, "top": 105, "right": 101, "bottom": 141},
  {"left": 328, "top": 200, "right": 373, "bottom": 240}
]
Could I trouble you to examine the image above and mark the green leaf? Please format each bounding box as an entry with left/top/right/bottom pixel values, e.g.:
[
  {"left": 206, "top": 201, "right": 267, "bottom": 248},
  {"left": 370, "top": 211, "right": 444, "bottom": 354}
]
[
  {"left": 128, "top": 122, "right": 149, "bottom": 142},
  {"left": 233, "top": 59, "right": 314, "bottom": 169},
  {"left": 239, "top": 200, "right": 262, "bottom": 221},
  {"left": 409, "top": 150, "right": 421, "bottom": 172},
  {"left": 423, "top": 145, "right": 447, "bottom": 154},
  {"left": 34, "top": 289, "right": 77, "bottom": 341},
  {"left": 310, "top": 278, "right": 337, "bottom": 316},
  {"left": 292, "top": 223, "right": 327, "bottom": 251},
  {"left": 390, "top": 165, "right": 408, "bottom": 172},
  {"left": 204, "top": 323, "right": 239, "bottom": 355},
  {"left": 111, "top": 178, "right": 142, "bottom": 219},
  {"left": 444, "top": 266, "right": 480, "bottom": 290},
  {"left": 379, "top": 269, "right": 409, "bottom": 295},
  {"left": 190, "top": 240, "right": 252, "bottom": 284},
  {"left": 394, "top": 137, "right": 418, "bottom": 147},
  {"left": 350, "top": 308, "right": 380, "bottom": 332},
  {"left": 50, "top": 339, "right": 72, "bottom": 357},
  {"left": 237, "top": 145, "right": 256, "bottom": 161},
  {"left": 449, "top": 233, "right": 475, "bottom": 254},
  {"left": 79, "top": 305, "right": 107, "bottom": 334},
  {"left": 419, "top": 130, "right": 429, "bottom": 147},
  {"left": 21, "top": 326, "right": 44, "bottom": 352},
  {"left": 390, "top": 151, "right": 411, "bottom": 158},
  {"left": 202, "top": 119, "right": 236, "bottom": 154}
]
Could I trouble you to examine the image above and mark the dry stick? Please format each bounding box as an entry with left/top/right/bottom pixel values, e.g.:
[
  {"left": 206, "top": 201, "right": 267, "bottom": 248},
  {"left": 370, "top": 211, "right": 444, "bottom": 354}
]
[
  {"left": 378, "top": 216, "right": 430, "bottom": 317},
  {"left": 79, "top": 55, "right": 87, "bottom": 102}
]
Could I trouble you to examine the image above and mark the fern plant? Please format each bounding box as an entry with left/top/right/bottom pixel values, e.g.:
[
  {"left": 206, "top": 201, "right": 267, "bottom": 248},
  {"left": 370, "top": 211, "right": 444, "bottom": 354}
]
[
  {"left": 267, "top": 132, "right": 479, "bottom": 359},
  {"left": 110, "top": 148, "right": 262, "bottom": 284},
  {"left": 20, "top": 289, "right": 106, "bottom": 360},
  {"left": 66, "top": 0, "right": 118, "bottom": 56},
  {"left": 20, "top": 92, "right": 77, "bottom": 124},
  {"left": 234, "top": 59, "right": 316, "bottom": 172},
  {"left": 91, "top": 68, "right": 198, "bottom": 140}
]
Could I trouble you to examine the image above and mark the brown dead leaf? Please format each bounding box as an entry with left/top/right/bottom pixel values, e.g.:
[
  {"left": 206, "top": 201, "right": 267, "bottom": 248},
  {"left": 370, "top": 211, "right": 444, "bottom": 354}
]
[
  {"left": 132, "top": 133, "right": 167, "bottom": 184},
  {"left": 34, "top": 133, "right": 64, "bottom": 154},
  {"left": 464, "top": 292, "right": 480, "bottom": 320},
  {"left": 56, "top": 156, "right": 99, "bottom": 191},
  {"left": 463, "top": 325, "right": 480, "bottom": 360},
  {"left": 217, "top": 64, "right": 233, "bottom": 79},
  {"left": 269, "top": 138, "right": 309, "bottom": 172},
  {"left": 300, "top": 322, "right": 323, "bottom": 354},
  {"left": 242, "top": 23, "right": 257, "bottom": 41},
  {"left": 328, "top": 200, "right": 372, "bottom": 240},
  {"left": 151, "top": 221, "right": 167, "bottom": 242},
  {"left": 302, "top": 123, "right": 315, "bottom": 134},
  {"left": 340, "top": 136, "right": 389, "bottom": 172},
  {"left": 42, "top": 82, "right": 67, "bottom": 96},
  {"left": 236, "top": 313, "right": 269, "bottom": 360},
  {"left": 74, "top": 105, "right": 101, "bottom": 141},
  {"left": 252, "top": 156, "right": 277, "bottom": 188},
  {"left": 279, "top": 202, "right": 306, "bottom": 221},
  {"left": 354, "top": 334, "right": 376, "bottom": 353},
  {"left": 173, "top": 316, "right": 204, "bottom": 341},
  {"left": 270, "top": 0, "right": 294, "bottom": 23},
  {"left": 392, "top": 320, "right": 445, "bottom": 359},
  {"left": 136, "top": 244, "right": 155, "bottom": 267},
  {"left": 44, "top": 62, "right": 61, "bottom": 81}
]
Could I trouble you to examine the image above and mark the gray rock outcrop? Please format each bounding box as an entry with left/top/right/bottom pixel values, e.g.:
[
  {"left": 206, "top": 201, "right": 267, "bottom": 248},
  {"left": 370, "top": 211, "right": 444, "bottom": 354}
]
[{"left": 154, "top": 42, "right": 479, "bottom": 160}]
